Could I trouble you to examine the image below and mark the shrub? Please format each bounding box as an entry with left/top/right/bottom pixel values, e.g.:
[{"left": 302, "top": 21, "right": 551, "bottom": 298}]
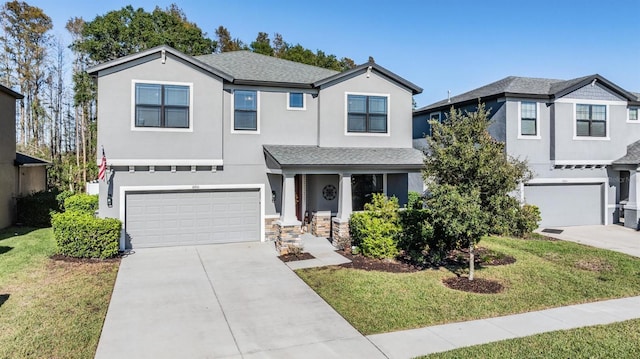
[
  {"left": 398, "top": 208, "right": 434, "bottom": 261},
  {"left": 487, "top": 195, "right": 541, "bottom": 237},
  {"left": 407, "top": 191, "right": 424, "bottom": 209},
  {"left": 52, "top": 211, "right": 121, "bottom": 259},
  {"left": 349, "top": 194, "right": 401, "bottom": 259},
  {"left": 55, "top": 190, "right": 74, "bottom": 211},
  {"left": 514, "top": 204, "right": 541, "bottom": 237},
  {"left": 64, "top": 194, "right": 99, "bottom": 214},
  {"left": 16, "top": 190, "right": 61, "bottom": 227}
]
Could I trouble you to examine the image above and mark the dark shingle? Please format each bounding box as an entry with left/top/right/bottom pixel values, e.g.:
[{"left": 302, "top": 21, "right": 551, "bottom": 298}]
[
  {"left": 15, "top": 152, "right": 50, "bottom": 166},
  {"left": 263, "top": 145, "right": 423, "bottom": 168},
  {"left": 613, "top": 140, "right": 640, "bottom": 165},
  {"left": 196, "top": 51, "right": 339, "bottom": 84}
]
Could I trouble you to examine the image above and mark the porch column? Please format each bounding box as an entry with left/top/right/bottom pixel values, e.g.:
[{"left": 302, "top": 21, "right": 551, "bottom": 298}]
[
  {"left": 627, "top": 168, "right": 640, "bottom": 229},
  {"left": 280, "top": 172, "right": 300, "bottom": 225},
  {"left": 336, "top": 172, "right": 352, "bottom": 221}
]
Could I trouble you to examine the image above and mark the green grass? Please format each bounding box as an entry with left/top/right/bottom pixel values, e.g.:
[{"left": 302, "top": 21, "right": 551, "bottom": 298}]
[
  {"left": 297, "top": 236, "right": 640, "bottom": 334},
  {"left": 420, "top": 318, "right": 640, "bottom": 358},
  {"left": 0, "top": 227, "right": 120, "bottom": 358}
]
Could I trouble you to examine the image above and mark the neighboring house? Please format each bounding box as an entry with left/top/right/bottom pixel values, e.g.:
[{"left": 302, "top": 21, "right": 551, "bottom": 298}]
[
  {"left": 14, "top": 152, "right": 49, "bottom": 196},
  {"left": 0, "top": 84, "right": 23, "bottom": 229},
  {"left": 414, "top": 75, "right": 640, "bottom": 229},
  {"left": 88, "top": 46, "right": 423, "bottom": 250}
]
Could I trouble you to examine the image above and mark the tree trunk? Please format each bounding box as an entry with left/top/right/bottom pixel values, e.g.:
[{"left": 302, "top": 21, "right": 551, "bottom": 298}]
[{"left": 469, "top": 242, "right": 475, "bottom": 281}]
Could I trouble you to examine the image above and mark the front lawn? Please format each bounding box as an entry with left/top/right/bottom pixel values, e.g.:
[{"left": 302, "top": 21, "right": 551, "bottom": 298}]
[
  {"left": 421, "top": 318, "right": 640, "bottom": 358},
  {"left": 0, "top": 227, "right": 119, "bottom": 358},
  {"left": 297, "top": 236, "right": 640, "bottom": 334}
]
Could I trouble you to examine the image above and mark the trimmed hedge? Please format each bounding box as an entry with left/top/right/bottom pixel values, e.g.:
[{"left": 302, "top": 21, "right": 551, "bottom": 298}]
[
  {"left": 52, "top": 211, "right": 121, "bottom": 259},
  {"left": 16, "top": 190, "right": 61, "bottom": 227},
  {"left": 349, "top": 194, "right": 401, "bottom": 259},
  {"left": 64, "top": 194, "right": 98, "bottom": 214}
]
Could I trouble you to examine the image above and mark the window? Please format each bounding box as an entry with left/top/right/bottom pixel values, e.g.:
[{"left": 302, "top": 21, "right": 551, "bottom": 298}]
[
  {"left": 520, "top": 101, "right": 537, "bottom": 136},
  {"left": 429, "top": 112, "right": 441, "bottom": 122},
  {"left": 629, "top": 107, "right": 639, "bottom": 122},
  {"left": 234, "top": 90, "right": 258, "bottom": 131},
  {"left": 351, "top": 174, "right": 384, "bottom": 211},
  {"left": 576, "top": 104, "right": 606, "bottom": 137},
  {"left": 347, "top": 94, "right": 388, "bottom": 133},
  {"left": 135, "top": 83, "right": 189, "bottom": 128},
  {"left": 288, "top": 92, "right": 304, "bottom": 110}
]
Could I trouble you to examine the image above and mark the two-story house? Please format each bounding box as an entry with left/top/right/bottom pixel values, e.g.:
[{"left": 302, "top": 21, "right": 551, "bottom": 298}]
[
  {"left": 89, "top": 45, "right": 423, "bottom": 250},
  {"left": 414, "top": 75, "right": 640, "bottom": 230}
]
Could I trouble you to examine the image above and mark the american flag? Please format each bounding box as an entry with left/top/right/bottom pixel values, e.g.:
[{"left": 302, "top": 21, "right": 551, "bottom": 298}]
[{"left": 98, "top": 147, "right": 107, "bottom": 181}]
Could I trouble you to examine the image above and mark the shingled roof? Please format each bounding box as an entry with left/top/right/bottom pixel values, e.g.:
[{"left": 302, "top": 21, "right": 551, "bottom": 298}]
[
  {"left": 263, "top": 145, "right": 424, "bottom": 169},
  {"left": 613, "top": 140, "right": 640, "bottom": 165},
  {"left": 196, "top": 51, "right": 338, "bottom": 85},
  {"left": 416, "top": 74, "right": 639, "bottom": 114},
  {"left": 15, "top": 152, "right": 50, "bottom": 166}
]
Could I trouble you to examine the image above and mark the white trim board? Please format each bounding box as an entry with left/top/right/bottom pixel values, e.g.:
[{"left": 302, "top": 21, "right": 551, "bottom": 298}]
[
  {"left": 107, "top": 159, "right": 223, "bottom": 166},
  {"left": 118, "top": 183, "right": 266, "bottom": 250}
]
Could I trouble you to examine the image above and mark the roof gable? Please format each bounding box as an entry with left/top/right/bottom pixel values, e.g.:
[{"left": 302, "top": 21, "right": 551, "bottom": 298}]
[
  {"left": 314, "top": 61, "right": 423, "bottom": 95},
  {"left": 0, "top": 84, "right": 23, "bottom": 99}
]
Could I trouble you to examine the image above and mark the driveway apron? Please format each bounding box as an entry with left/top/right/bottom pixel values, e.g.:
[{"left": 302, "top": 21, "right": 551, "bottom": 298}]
[{"left": 95, "top": 242, "right": 385, "bottom": 359}]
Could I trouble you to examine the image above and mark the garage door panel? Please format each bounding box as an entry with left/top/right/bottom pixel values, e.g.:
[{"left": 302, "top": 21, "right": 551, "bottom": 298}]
[
  {"left": 126, "top": 190, "right": 260, "bottom": 248},
  {"left": 524, "top": 184, "right": 602, "bottom": 227}
]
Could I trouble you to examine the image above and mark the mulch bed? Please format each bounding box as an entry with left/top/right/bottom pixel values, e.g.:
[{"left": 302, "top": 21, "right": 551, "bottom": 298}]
[
  {"left": 442, "top": 277, "right": 504, "bottom": 294},
  {"left": 50, "top": 254, "right": 122, "bottom": 263},
  {"left": 278, "top": 252, "right": 315, "bottom": 262}
]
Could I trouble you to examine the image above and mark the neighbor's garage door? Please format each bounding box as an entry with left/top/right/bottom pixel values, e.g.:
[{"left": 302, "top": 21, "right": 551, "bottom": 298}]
[
  {"left": 524, "top": 184, "right": 603, "bottom": 227},
  {"left": 125, "top": 190, "right": 260, "bottom": 248}
]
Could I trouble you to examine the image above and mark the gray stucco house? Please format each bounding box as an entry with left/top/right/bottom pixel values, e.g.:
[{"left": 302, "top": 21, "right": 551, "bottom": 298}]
[
  {"left": 89, "top": 45, "right": 423, "bottom": 250},
  {"left": 0, "top": 84, "right": 23, "bottom": 229},
  {"left": 414, "top": 74, "right": 640, "bottom": 229}
]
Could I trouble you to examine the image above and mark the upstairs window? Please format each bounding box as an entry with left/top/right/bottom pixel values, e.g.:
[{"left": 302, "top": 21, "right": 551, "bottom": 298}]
[
  {"left": 347, "top": 94, "right": 388, "bottom": 133},
  {"left": 234, "top": 90, "right": 258, "bottom": 131},
  {"left": 520, "top": 101, "right": 537, "bottom": 136},
  {"left": 629, "top": 107, "right": 639, "bottom": 122},
  {"left": 135, "top": 83, "right": 189, "bottom": 128},
  {"left": 288, "top": 92, "right": 305, "bottom": 110},
  {"left": 576, "top": 104, "right": 606, "bottom": 137}
]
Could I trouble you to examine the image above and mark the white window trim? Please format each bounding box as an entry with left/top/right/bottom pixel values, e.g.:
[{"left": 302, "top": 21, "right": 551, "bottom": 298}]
[
  {"left": 131, "top": 80, "right": 193, "bottom": 132},
  {"left": 344, "top": 92, "right": 391, "bottom": 137},
  {"left": 231, "top": 89, "right": 260, "bottom": 134},
  {"left": 118, "top": 183, "right": 265, "bottom": 251},
  {"left": 627, "top": 106, "right": 640, "bottom": 124},
  {"left": 571, "top": 102, "right": 611, "bottom": 141},
  {"left": 517, "top": 101, "right": 541, "bottom": 139},
  {"left": 286, "top": 92, "right": 306, "bottom": 111},
  {"left": 429, "top": 112, "right": 441, "bottom": 122}
]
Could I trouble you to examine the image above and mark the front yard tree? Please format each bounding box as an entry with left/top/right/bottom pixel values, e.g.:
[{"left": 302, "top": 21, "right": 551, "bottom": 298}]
[{"left": 424, "top": 103, "right": 534, "bottom": 280}]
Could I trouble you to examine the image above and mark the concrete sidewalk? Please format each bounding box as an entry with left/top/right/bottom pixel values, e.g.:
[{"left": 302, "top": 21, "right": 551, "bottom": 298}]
[
  {"left": 285, "top": 234, "right": 351, "bottom": 270},
  {"left": 95, "top": 242, "right": 385, "bottom": 359},
  {"left": 537, "top": 225, "right": 640, "bottom": 258},
  {"left": 368, "top": 296, "right": 640, "bottom": 358}
]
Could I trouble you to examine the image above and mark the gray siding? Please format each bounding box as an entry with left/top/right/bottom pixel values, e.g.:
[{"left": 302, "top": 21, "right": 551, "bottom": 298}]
[
  {"left": 0, "top": 93, "right": 16, "bottom": 228},
  {"left": 562, "top": 83, "right": 625, "bottom": 101},
  {"left": 387, "top": 173, "right": 408, "bottom": 206},
  {"left": 413, "top": 113, "right": 430, "bottom": 139},
  {"left": 318, "top": 71, "right": 413, "bottom": 148}
]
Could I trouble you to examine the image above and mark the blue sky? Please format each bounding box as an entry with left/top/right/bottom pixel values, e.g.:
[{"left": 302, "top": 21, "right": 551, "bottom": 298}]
[{"left": 27, "top": 0, "right": 640, "bottom": 107}]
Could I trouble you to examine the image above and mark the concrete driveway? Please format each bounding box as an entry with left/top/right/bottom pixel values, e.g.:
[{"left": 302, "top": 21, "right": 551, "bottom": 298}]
[
  {"left": 539, "top": 225, "right": 640, "bottom": 257},
  {"left": 95, "top": 242, "right": 385, "bottom": 359}
]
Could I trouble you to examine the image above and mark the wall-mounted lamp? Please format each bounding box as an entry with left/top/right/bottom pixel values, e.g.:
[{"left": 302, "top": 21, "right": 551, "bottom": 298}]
[
  {"left": 271, "top": 190, "right": 277, "bottom": 203},
  {"left": 107, "top": 194, "right": 113, "bottom": 208}
]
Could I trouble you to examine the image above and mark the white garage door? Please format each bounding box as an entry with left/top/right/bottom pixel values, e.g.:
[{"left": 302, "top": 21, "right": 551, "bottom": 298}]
[
  {"left": 125, "top": 190, "right": 260, "bottom": 248},
  {"left": 524, "top": 184, "right": 603, "bottom": 227}
]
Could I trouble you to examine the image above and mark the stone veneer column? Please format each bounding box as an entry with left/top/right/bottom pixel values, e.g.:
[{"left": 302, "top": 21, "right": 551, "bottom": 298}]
[
  {"left": 311, "top": 211, "right": 331, "bottom": 238},
  {"left": 276, "top": 173, "right": 303, "bottom": 254},
  {"left": 332, "top": 173, "right": 352, "bottom": 249}
]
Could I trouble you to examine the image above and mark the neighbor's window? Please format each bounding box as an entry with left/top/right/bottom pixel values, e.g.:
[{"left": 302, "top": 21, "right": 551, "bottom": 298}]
[
  {"left": 629, "top": 107, "right": 639, "bottom": 121},
  {"left": 347, "top": 94, "right": 388, "bottom": 133},
  {"left": 351, "top": 174, "right": 384, "bottom": 211},
  {"left": 234, "top": 90, "right": 258, "bottom": 131},
  {"left": 576, "top": 104, "right": 606, "bottom": 137},
  {"left": 520, "top": 101, "right": 537, "bottom": 136},
  {"left": 288, "top": 92, "right": 304, "bottom": 109},
  {"left": 135, "top": 83, "right": 189, "bottom": 128}
]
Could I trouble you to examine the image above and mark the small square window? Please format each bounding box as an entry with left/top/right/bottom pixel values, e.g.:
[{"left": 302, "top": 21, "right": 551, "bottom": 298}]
[
  {"left": 288, "top": 92, "right": 304, "bottom": 109},
  {"left": 629, "top": 107, "right": 639, "bottom": 121}
]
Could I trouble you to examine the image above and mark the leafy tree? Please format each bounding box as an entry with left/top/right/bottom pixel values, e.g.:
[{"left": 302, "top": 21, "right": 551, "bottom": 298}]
[{"left": 423, "top": 103, "right": 537, "bottom": 279}]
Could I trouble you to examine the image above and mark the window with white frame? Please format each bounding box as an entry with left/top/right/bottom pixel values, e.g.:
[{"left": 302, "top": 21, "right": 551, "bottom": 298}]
[
  {"left": 288, "top": 92, "right": 304, "bottom": 110},
  {"left": 629, "top": 107, "right": 639, "bottom": 122},
  {"left": 520, "top": 101, "right": 537, "bottom": 136},
  {"left": 234, "top": 90, "right": 258, "bottom": 131},
  {"left": 429, "top": 112, "right": 441, "bottom": 122},
  {"left": 135, "top": 83, "right": 189, "bottom": 128},
  {"left": 576, "top": 104, "right": 606, "bottom": 137},
  {"left": 347, "top": 94, "right": 388, "bottom": 133}
]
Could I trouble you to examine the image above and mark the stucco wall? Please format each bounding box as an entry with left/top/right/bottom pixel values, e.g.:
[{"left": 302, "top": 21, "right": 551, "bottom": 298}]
[
  {"left": 0, "top": 93, "right": 17, "bottom": 228},
  {"left": 15, "top": 166, "right": 47, "bottom": 196},
  {"left": 306, "top": 174, "right": 339, "bottom": 214}
]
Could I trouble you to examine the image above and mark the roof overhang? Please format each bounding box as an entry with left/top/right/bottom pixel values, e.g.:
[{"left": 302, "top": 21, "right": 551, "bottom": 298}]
[
  {"left": 0, "top": 84, "right": 23, "bottom": 99},
  {"left": 15, "top": 152, "right": 50, "bottom": 167},
  {"left": 314, "top": 62, "right": 423, "bottom": 95}
]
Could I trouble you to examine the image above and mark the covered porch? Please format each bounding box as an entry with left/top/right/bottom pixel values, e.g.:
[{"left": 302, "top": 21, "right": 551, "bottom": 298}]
[
  {"left": 612, "top": 140, "right": 640, "bottom": 230},
  {"left": 263, "top": 145, "right": 424, "bottom": 251}
]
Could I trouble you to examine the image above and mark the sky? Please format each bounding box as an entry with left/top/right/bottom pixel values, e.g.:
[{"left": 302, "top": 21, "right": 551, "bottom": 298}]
[{"left": 25, "top": 0, "right": 640, "bottom": 108}]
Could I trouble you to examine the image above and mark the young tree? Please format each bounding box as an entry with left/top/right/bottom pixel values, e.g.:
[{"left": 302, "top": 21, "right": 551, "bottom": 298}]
[
  {"left": 250, "top": 32, "right": 273, "bottom": 56},
  {"left": 424, "top": 103, "right": 536, "bottom": 280},
  {"left": 215, "top": 25, "right": 245, "bottom": 52}
]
